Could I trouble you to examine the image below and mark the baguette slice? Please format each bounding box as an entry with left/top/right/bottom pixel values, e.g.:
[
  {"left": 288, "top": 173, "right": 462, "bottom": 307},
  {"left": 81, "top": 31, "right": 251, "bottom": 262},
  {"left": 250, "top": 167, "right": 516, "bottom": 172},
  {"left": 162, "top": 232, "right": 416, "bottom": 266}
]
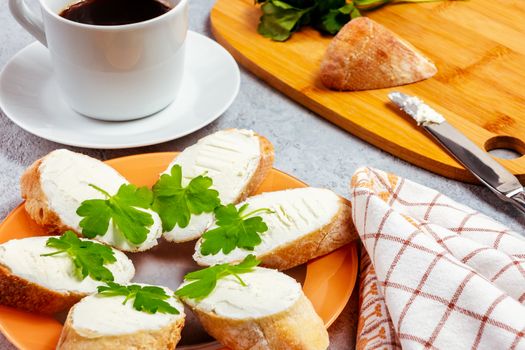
[
  {"left": 0, "top": 236, "right": 134, "bottom": 314},
  {"left": 320, "top": 17, "right": 437, "bottom": 91},
  {"left": 21, "top": 149, "right": 163, "bottom": 252},
  {"left": 193, "top": 187, "right": 356, "bottom": 270},
  {"left": 57, "top": 285, "right": 185, "bottom": 350},
  {"left": 179, "top": 267, "right": 328, "bottom": 350},
  {"left": 162, "top": 129, "right": 274, "bottom": 243}
]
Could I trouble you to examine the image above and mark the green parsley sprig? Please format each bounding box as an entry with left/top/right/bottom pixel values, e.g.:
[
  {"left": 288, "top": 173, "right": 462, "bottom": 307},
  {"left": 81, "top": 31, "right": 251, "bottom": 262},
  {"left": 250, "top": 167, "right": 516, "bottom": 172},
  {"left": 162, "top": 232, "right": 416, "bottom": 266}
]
[
  {"left": 97, "top": 282, "right": 179, "bottom": 315},
  {"left": 152, "top": 165, "right": 220, "bottom": 232},
  {"left": 175, "top": 255, "right": 261, "bottom": 301},
  {"left": 76, "top": 183, "right": 154, "bottom": 245},
  {"left": 257, "top": 0, "right": 360, "bottom": 41},
  {"left": 200, "top": 204, "right": 274, "bottom": 256},
  {"left": 257, "top": 0, "right": 458, "bottom": 42},
  {"left": 41, "top": 231, "right": 116, "bottom": 282}
]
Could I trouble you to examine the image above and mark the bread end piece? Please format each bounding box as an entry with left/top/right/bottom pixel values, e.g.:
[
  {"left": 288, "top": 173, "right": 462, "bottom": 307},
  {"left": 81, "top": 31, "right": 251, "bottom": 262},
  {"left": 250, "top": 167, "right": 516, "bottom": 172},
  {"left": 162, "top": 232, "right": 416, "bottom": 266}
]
[
  {"left": 320, "top": 17, "right": 437, "bottom": 91},
  {"left": 0, "top": 264, "right": 85, "bottom": 314},
  {"left": 57, "top": 310, "right": 185, "bottom": 350},
  {"left": 20, "top": 157, "right": 72, "bottom": 234},
  {"left": 192, "top": 294, "right": 328, "bottom": 350},
  {"left": 259, "top": 197, "right": 356, "bottom": 270}
]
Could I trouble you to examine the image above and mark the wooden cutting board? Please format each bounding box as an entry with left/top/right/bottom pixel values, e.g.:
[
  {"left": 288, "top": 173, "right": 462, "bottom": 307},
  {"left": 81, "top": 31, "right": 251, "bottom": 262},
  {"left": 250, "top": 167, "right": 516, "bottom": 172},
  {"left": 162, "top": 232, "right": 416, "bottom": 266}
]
[{"left": 210, "top": 0, "right": 525, "bottom": 183}]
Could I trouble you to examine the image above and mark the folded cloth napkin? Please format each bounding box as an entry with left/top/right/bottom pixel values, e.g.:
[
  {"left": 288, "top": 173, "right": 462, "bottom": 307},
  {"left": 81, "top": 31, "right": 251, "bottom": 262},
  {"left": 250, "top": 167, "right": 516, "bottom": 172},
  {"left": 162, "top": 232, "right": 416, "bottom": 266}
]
[{"left": 350, "top": 167, "right": 525, "bottom": 350}]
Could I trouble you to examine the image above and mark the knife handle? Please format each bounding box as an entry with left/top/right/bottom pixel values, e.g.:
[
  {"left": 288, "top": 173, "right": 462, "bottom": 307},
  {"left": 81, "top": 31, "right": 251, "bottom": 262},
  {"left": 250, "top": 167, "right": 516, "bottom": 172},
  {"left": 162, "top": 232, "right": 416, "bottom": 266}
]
[{"left": 509, "top": 191, "right": 525, "bottom": 214}]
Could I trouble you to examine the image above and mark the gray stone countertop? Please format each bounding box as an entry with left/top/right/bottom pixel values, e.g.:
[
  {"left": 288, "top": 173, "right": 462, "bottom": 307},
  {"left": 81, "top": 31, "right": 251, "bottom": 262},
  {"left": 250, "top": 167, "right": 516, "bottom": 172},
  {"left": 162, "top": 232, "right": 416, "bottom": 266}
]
[{"left": 0, "top": 0, "right": 523, "bottom": 349}]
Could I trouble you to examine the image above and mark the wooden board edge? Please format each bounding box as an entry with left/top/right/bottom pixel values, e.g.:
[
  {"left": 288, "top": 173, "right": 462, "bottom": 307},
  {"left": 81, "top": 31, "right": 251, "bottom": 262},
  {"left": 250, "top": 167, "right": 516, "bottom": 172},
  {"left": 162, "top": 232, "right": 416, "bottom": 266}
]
[{"left": 209, "top": 5, "right": 484, "bottom": 184}]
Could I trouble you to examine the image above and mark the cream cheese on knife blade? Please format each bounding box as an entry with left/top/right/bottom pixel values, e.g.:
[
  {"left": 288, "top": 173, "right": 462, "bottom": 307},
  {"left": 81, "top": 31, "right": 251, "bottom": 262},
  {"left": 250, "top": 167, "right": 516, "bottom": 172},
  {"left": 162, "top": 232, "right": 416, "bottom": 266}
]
[{"left": 389, "top": 92, "right": 445, "bottom": 126}]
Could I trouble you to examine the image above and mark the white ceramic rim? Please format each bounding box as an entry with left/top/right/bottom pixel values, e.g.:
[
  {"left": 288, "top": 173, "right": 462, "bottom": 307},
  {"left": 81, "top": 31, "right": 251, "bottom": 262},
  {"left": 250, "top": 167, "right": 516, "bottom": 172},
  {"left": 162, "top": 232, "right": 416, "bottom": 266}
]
[{"left": 40, "top": 0, "right": 187, "bottom": 31}]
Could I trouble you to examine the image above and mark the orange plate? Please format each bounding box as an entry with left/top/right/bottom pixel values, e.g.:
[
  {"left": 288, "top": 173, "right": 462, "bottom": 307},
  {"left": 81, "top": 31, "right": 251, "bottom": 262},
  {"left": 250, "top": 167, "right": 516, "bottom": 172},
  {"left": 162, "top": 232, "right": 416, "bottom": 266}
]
[{"left": 0, "top": 152, "right": 359, "bottom": 349}]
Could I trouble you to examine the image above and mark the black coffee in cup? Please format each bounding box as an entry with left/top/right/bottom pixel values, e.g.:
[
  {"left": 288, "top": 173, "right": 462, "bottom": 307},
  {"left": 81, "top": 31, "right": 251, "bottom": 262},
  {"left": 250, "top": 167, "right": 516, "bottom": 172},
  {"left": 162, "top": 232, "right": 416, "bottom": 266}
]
[{"left": 59, "top": 0, "right": 172, "bottom": 25}]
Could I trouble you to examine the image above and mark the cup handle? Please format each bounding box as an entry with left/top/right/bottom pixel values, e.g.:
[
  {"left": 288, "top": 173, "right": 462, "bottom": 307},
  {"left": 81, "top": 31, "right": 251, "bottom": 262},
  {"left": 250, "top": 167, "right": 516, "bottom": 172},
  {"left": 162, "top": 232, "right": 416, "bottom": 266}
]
[{"left": 9, "top": 0, "right": 47, "bottom": 46}]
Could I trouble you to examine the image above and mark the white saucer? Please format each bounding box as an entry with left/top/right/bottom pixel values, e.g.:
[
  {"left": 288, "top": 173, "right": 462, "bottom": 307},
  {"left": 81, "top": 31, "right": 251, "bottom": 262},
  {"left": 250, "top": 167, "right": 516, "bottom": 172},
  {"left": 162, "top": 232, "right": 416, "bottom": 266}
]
[{"left": 0, "top": 31, "right": 240, "bottom": 149}]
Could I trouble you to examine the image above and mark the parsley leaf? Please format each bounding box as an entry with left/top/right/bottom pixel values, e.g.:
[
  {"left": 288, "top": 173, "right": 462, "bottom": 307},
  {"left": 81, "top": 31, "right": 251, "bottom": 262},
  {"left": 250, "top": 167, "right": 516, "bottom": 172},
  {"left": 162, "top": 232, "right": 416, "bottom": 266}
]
[
  {"left": 77, "top": 184, "right": 154, "bottom": 245},
  {"left": 257, "top": 0, "right": 315, "bottom": 42},
  {"left": 175, "top": 255, "right": 260, "bottom": 301},
  {"left": 97, "top": 282, "right": 179, "bottom": 315},
  {"left": 41, "top": 231, "right": 116, "bottom": 282},
  {"left": 317, "top": 3, "right": 361, "bottom": 34},
  {"left": 152, "top": 165, "right": 220, "bottom": 232},
  {"left": 200, "top": 204, "right": 273, "bottom": 256}
]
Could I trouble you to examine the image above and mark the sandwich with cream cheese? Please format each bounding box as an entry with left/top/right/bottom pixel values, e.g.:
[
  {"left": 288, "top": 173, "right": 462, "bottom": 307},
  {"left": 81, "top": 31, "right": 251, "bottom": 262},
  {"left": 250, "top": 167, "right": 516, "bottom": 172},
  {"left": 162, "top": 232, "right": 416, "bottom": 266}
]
[
  {"left": 176, "top": 257, "right": 329, "bottom": 350},
  {"left": 0, "top": 235, "right": 134, "bottom": 314},
  {"left": 21, "top": 149, "right": 163, "bottom": 252},
  {"left": 157, "top": 129, "right": 274, "bottom": 243},
  {"left": 57, "top": 283, "right": 185, "bottom": 350},
  {"left": 193, "top": 187, "right": 356, "bottom": 270}
]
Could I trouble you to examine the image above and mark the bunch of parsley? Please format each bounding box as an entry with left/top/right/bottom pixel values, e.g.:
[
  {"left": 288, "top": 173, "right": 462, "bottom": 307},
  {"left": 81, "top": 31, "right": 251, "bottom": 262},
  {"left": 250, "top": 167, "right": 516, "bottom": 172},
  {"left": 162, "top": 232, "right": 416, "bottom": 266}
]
[
  {"left": 257, "top": 0, "right": 456, "bottom": 41},
  {"left": 256, "top": 0, "right": 361, "bottom": 41}
]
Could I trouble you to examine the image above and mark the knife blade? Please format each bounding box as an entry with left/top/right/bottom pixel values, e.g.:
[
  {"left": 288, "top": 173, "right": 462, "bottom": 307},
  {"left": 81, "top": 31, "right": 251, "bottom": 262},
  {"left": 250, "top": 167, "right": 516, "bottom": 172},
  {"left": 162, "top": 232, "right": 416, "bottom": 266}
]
[{"left": 388, "top": 92, "right": 525, "bottom": 214}]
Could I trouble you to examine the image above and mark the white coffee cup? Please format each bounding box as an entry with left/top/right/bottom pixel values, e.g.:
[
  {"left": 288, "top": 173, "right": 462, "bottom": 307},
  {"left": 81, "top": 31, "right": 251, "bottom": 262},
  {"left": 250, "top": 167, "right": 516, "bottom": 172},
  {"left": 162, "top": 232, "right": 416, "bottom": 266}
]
[{"left": 9, "top": 0, "right": 188, "bottom": 121}]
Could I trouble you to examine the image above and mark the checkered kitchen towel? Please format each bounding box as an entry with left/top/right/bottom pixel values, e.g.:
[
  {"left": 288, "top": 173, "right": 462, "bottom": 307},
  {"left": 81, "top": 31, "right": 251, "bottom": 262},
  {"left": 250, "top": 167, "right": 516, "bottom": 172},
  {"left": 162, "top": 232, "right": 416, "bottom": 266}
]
[{"left": 350, "top": 167, "right": 525, "bottom": 349}]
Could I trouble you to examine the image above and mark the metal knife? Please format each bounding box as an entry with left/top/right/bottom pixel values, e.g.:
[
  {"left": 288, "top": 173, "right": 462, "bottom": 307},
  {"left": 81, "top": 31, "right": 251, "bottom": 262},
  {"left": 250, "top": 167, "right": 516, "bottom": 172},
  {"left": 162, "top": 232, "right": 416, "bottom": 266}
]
[{"left": 388, "top": 91, "right": 525, "bottom": 214}]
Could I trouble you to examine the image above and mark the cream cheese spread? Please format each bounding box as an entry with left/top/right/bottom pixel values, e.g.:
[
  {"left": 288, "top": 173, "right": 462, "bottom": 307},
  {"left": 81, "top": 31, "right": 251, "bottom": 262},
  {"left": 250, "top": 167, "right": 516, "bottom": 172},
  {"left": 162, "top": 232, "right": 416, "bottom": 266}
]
[
  {"left": 39, "top": 149, "right": 162, "bottom": 251},
  {"left": 193, "top": 187, "right": 341, "bottom": 265},
  {"left": 71, "top": 284, "right": 184, "bottom": 337},
  {"left": 163, "top": 129, "right": 261, "bottom": 242},
  {"left": 400, "top": 95, "right": 445, "bottom": 126},
  {"left": 0, "top": 236, "right": 134, "bottom": 293},
  {"left": 181, "top": 267, "right": 301, "bottom": 319}
]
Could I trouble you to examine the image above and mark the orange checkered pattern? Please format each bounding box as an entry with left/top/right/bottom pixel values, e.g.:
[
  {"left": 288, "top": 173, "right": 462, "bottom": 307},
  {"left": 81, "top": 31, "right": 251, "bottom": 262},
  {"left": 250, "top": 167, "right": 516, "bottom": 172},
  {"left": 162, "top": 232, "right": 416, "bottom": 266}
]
[{"left": 350, "top": 167, "right": 525, "bottom": 349}]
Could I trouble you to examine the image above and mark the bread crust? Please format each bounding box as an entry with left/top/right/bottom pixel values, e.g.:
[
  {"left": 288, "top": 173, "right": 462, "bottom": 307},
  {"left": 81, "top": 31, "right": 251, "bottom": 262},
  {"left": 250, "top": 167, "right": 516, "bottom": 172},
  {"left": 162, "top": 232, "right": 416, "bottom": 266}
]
[
  {"left": 20, "top": 157, "right": 74, "bottom": 234},
  {"left": 57, "top": 308, "right": 185, "bottom": 350},
  {"left": 257, "top": 197, "right": 356, "bottom": 270},
  {"left": 235, "top": 134, "right": 275, "bottom": 203},
  {"left": 320, "top": 17, "right": 437, "bottom": 91},
  {"left": 0, "top": 264, "right": 85, "bottom": 315},
  {"left": 190, "top": 294, "right": 328, "bottom": 350}
]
